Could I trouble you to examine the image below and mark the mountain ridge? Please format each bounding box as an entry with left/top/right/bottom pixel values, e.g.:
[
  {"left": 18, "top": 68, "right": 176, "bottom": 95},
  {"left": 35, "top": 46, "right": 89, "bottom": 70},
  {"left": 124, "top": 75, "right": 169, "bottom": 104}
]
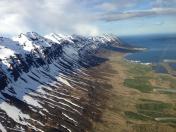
[{"left": 0, "top": 32, "right": 124, "bottom": 132}]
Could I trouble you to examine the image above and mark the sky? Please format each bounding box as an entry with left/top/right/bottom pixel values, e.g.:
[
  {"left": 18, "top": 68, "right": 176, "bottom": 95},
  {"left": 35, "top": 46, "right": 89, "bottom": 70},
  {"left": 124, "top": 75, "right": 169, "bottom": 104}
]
[{"left": 0, "top": 0, "right": 176, "bottom": 36}]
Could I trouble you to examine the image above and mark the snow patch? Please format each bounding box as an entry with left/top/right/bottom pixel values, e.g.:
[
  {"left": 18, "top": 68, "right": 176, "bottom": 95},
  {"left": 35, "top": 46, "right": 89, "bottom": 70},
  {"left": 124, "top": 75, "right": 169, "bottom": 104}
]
[
  {"left": 58, "top": 77, "right": 72, "bottom": 87},
  {"left": 0, "top": 123, "right": 6, "bottom": 132},
  {"left": 0, "top": 102, "right": 30, "bottom": 125}
]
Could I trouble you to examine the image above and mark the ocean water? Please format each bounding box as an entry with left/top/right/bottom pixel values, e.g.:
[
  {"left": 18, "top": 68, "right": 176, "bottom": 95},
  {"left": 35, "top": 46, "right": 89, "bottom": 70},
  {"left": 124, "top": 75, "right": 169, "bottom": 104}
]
[{"left": 121, "top": 34, "right": 176, "bottom": 63}]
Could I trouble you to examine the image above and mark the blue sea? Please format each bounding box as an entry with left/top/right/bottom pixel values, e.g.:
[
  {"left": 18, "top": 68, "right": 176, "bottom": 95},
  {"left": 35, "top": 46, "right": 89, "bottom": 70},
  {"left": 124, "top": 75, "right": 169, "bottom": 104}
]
[{"left": 121, "top": 34, "right": 176, "bottom": 64}]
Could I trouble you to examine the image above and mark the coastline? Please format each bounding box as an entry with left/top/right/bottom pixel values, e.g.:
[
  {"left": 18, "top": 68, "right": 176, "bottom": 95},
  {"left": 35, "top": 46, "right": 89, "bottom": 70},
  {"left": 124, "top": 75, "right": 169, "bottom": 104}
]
[
  {"left": 89, "top": 48, "right": 176, "bottom": 132},
  {"left": 123, "top": 49, "right": 176, "bottom": 76},
  {"left": 122, "top": 48, "right": 152, "bottom": 66}
]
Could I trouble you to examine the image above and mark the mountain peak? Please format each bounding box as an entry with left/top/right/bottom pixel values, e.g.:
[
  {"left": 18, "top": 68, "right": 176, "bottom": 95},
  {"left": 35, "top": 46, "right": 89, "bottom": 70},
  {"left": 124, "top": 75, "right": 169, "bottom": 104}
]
[
  {"left": 45, "top": 33, "right": 74, "bottom": 44},
  {"left": 0, "top": 31, "right": 125, "bottom": 132}
]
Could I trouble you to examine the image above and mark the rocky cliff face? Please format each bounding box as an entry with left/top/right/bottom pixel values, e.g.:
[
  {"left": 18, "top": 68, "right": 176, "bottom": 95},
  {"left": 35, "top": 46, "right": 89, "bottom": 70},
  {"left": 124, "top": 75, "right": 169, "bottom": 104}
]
[{"left": 0, "top": 32, "right": 123, "bottom": 132}]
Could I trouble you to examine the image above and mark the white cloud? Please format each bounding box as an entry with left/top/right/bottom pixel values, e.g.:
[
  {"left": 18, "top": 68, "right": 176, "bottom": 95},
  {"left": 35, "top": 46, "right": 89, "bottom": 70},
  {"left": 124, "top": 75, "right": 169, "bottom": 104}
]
[
  {"left": 74, "top": 24, "right": 99, "bottom": 36},
  {"left": 97, "top": 2, "right": 117, "bottom": 11},
  {"left": 0, "top": 0, "right": 100, "bottom": 36},
  {"left": 96, "top": 1, "right": 137, "bottom": 12},
  {"left": 0, "top": 14, "right": 29, "bottom": 35}
]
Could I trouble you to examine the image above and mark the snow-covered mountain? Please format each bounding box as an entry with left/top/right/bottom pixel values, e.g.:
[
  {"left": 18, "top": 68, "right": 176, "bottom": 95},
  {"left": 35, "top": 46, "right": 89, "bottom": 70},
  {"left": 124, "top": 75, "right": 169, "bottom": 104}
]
[{"left": 0, "top": 32, "right": 124, "bottom": 132}]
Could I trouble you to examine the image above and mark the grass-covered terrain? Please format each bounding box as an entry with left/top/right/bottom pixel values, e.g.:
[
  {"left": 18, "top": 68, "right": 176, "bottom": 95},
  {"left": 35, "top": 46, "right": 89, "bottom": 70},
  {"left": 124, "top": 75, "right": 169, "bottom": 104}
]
[
  {"left": 124, "top": 77, "right": 153, "bottom": 92},
  {"left": 90, "top": 49, "right": 176, "bottom": 132}
]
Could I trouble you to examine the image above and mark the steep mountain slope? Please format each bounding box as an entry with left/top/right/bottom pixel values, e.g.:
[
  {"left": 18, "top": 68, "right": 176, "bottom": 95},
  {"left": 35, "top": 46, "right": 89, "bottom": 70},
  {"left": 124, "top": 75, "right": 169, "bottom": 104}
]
[{"left": 0, "top": 32, "right": 125, "bottom": 132}]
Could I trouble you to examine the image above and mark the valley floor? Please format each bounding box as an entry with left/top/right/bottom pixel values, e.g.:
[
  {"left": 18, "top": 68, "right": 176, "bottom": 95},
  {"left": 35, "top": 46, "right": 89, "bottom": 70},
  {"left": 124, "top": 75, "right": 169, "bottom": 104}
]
[{"left": 88, "top": 49, "right": 176, "bottom": 132}]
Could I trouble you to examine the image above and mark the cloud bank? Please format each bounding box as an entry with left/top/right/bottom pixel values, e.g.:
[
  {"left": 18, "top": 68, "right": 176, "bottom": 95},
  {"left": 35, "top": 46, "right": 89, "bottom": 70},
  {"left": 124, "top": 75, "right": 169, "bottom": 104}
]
[
  {"left": 0, "top": 0, "right": 99, "bottom": 36},
  {"left": 98, "top": 8, "right": 176, "bottom": 21},
  {"left": 0, "top": 0, "right": 176, "bottom": 36}
]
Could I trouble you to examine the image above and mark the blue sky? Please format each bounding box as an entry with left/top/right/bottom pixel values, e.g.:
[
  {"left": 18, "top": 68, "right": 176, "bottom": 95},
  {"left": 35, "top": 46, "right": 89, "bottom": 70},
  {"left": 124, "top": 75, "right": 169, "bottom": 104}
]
[{"left": 0, "top": 0, "right": 176, "bottom": 36}]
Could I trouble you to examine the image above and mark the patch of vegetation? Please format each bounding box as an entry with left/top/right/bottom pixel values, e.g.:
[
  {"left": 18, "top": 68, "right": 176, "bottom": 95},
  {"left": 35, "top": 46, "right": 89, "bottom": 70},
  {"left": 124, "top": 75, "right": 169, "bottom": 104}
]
[
  {"left": 125, "top": 99, "right": 175, "bottom": 122},
  {"left": 135, "top": 100, "right": 174, "bottom": 121},
  {"left": 169, "top": 79, "right": 176, "bottom": 88},
  {"left": 137, "top": 102, "right": 172, "bottom": 112},
  {"left": 137, "top": 110, "right": 171, "bottom": 118},
  {"left": 157, "top": 91, "right": 176, "bottom": 95},
  {"left": 125, "top": 111, "right": 151, "bottom": 121},
  {"left": 158, "top": 118, "right": 176, "bottom": 124},
  {"left": 139, "top": 99, "right": 164, "bottom": 103},
  {"left": 124, "top": 77, "right": 153, "bottom": 92},
  {"left": 127, "top": 63, "right": 152, "bottom": 76},
  {"left": 158, "top": 75, "right": 176, "bottom": 88}
]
